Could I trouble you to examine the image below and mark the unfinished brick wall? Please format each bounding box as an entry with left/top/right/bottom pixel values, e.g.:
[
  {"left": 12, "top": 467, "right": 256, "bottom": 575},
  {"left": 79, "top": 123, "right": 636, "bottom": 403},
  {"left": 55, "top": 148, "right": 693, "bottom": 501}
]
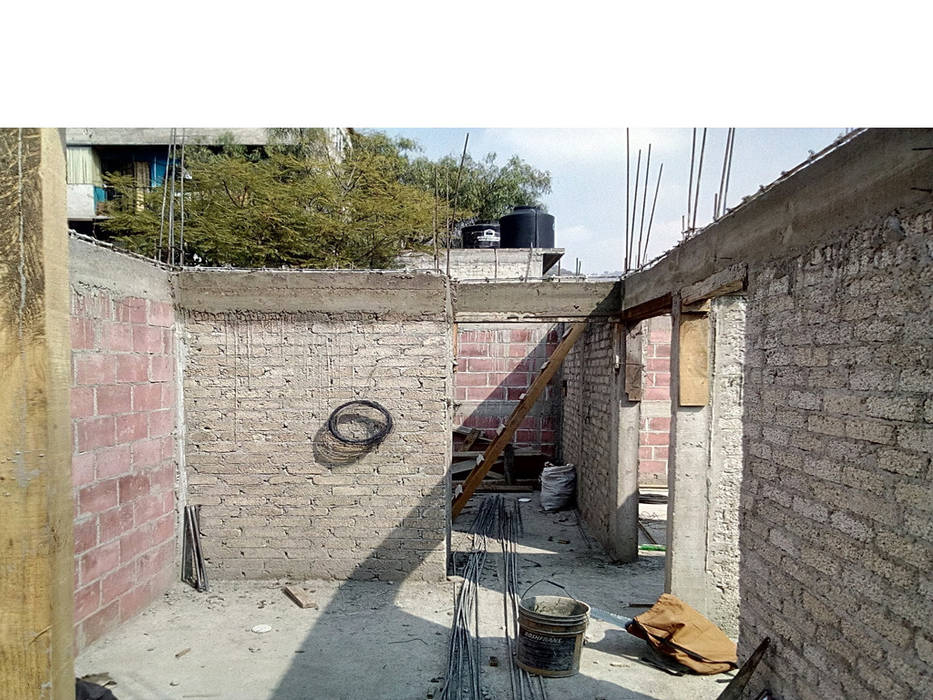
[
  {"left": 69, "top": 239, "right": 178, "bottom": 651},
  {"left": 560, "top": 322, "right": 616, "bottom": 544},
  {"left": 454, "top": 324, "right": 559, "bottom": 455},
  {"left": 639, "top": 315, "right": 671, "bottom": 485},
  {"left": 740, "top": 209, "right": 932, "bottom": 698},
  {"left": 179, "top": 272, "right": 451, "bottom": 582}
]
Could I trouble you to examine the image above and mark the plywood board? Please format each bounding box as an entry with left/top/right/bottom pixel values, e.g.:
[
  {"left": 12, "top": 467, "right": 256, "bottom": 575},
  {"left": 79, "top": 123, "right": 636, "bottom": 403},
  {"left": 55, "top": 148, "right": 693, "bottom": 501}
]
[{"left": 679, "top": 312, "right": 709, "bottom": 406}]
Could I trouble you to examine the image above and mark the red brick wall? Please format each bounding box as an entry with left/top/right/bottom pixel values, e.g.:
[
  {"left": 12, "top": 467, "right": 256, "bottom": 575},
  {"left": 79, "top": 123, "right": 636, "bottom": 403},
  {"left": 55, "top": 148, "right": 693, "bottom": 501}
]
[
  {"left": 454, "top": 325, "right": 559, "bottom": 456},
  {"left": 70, "top": 288, "right": 177, "bottom": 650},
  {"left": 639, "top": 317, "right": 671, "bottom": 485}
]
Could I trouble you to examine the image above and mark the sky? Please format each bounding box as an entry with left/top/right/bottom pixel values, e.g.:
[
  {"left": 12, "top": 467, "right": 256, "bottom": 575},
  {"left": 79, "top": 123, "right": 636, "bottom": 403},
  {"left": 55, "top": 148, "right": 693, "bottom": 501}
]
[{"left": 382, "top": 128, "right": 848, "bottom": 275}]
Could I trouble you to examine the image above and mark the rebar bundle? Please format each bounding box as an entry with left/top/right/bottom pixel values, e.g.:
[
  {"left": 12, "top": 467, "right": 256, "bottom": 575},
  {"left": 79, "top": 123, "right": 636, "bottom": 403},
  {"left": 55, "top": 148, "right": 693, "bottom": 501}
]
[{"left": 439, "top": 496, "right": 547, "bottom": 700}]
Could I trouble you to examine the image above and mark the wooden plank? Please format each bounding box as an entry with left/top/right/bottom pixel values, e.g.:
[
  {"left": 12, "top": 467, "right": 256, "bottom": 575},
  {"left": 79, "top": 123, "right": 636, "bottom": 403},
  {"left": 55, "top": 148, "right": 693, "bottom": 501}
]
[
  {"left": 460, "top": 428, "right": 481, "bottom": 451},
  {"left": 680, "top": 263, "right": 747, "bottom": 306},
  {"left": 624, "top": 324, "right": 643, "bottom": 401},
  {"left": 0, "top": 129, "right": 73, "bottom": 698},
  {"left": 452, "top": 322, "right": 587, "bottom": 518},
  {"left": 620, "top": 293, "right": 672, "bottom": 323},
  {"left": 282, "top": 585, "right": 318, "bottom": 609},
  {"left": 678, "top": 311, "right": 709, "bottom": 406}
]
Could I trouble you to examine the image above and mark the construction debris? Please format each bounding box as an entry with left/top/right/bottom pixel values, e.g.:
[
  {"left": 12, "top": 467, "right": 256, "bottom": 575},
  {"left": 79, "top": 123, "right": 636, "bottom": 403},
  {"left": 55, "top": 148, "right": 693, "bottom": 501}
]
[{"left": 282, "top": 585, "right": 318, "bottom": 609}]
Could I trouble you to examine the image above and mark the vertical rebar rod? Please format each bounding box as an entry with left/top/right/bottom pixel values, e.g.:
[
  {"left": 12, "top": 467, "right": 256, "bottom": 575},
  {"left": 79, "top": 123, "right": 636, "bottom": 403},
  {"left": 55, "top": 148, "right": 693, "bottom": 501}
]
[
  {"left": 433, "top": 166, "right": 439, "bottom": 272},
  {"left": 643, "top": 162, "right": 663, "bottom": 264},
  {"left": 157, "top": 140, "right": 171, "bottom": 262},
  {"left": 629, "top": 149, "right": 641, "bottom": 269},
  {"left": 716, "top": 127, "right": 730, "bottom": 220},
  {"left": 624, "top": 128, "right": 630, "bottom": 272},
  {"left": 167, "top": 128, "right": 177, "bottom": 266},
  {"left": 179, "top": 128, "right": 186, "bottom": 265},
  {"left": 686, "top": 128, "right": 696, "bottom": 234},
  {"left": 636, "top": 143, "right": 651, "bottom": 267},
  {"left": 451, "top": 132, "right": 470, "bottom": 256},
  {"left": 691, "top": 128, "right": 707, "bottom": 231},
  {"left": 722, "top": 128, "right": 736, "bottom": 216}
]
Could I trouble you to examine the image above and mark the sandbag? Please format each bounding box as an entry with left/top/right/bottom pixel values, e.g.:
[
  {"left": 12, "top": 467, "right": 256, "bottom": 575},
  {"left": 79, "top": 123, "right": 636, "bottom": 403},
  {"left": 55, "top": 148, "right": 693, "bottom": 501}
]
[
  {"left": 539, "top": 463, "right": 576, "bottom": 511},
  {"left": 626, "top": 593, "right": 738, "bottom": 675}
]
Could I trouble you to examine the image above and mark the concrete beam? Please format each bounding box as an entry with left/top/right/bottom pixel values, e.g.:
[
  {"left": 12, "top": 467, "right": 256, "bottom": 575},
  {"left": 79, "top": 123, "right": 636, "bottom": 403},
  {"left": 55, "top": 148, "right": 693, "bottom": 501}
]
[
  {"left": 70, "top": 237, "right": 174, "bottom": 301},
  {"left": 65, "top": 128, "right": 269, "bottom": 146},
  {"left": 0, "top": 129, "right": 74, "bottom": 698},
  {"left": 625, "top": 128, "right": 933, "bottom": 310},
  {"left": 452, "top": 279, "right": 621, "bottom": 322},
  {"left": 174, "top": 269, "right": 449, "bottom": 320}
]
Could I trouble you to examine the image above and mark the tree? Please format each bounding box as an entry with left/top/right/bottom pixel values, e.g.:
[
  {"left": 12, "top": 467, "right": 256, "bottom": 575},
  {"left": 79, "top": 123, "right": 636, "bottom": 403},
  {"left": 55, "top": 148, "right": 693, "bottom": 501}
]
[
  {"left": 101, "top": 129, "right": 549, "bottom": 268},
  {"left": 404, "top": 150, "right": 551, "bottom": 223}
]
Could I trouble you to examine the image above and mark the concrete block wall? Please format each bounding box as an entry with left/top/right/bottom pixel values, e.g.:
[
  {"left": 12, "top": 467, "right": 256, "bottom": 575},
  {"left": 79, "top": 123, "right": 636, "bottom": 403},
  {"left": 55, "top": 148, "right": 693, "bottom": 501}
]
[
  {"left": 639, "top": 315, "right": 671, "bottom": 485},
  {"left": 454, "top": 324, "right": 559, "bottom": 455},
  {"left": 177, "top": 271, "right": 451, "bottom": 583},
  {"left": 739, "top": 210, "right": 932, "bottom": 698},
  {"left": 69, "top": 239, "right": 179, "bottom": 650},
  {"left": 560, "top": 322, "right": 616, "bottom": 546}
]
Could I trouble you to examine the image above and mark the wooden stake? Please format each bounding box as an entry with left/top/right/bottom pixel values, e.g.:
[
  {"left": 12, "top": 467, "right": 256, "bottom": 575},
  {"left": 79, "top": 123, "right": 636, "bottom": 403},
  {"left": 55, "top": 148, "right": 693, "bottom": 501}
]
[{"left": 0, "top": 128, "right": 74, "bottom": 698}]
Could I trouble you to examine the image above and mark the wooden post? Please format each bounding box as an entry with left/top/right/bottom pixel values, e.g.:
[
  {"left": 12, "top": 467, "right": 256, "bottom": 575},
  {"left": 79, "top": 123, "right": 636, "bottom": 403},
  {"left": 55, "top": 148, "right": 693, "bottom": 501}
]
[{"left": 0, "top": 128, "right": 74, "bottom": 698}]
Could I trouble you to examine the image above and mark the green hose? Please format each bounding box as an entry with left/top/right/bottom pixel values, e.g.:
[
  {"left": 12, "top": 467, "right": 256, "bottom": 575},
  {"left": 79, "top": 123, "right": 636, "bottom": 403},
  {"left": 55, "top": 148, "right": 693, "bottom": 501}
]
[{"left": 639, "top": 544, "right": 666, "bottom": 551}]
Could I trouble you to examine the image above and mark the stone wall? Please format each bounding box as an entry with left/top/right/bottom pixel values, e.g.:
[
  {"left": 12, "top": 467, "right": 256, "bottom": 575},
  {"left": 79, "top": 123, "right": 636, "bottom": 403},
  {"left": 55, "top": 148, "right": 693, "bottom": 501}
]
[
  {"left": 739, "top": 210, "right": 931, "bottom": 698},
  {"left": 560, "top": 322, "right": 616, "bottom": 546},
  {"left": 454, "top": 324, "right": 559, "bottom": 456},
  {"left": 177, "top": 271, "right": 451, "bottom": 582},
  {"left": 69, "top": 238, "right": 179, "bottom": 650}
]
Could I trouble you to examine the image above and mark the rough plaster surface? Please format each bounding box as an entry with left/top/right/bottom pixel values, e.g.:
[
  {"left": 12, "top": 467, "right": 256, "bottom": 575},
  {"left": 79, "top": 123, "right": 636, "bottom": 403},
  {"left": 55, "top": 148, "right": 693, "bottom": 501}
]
[
  {"left": 69, "top": 239, "right": 178, "bottom": 651},
  {"left": 706, "top": 296, "right": 745, "bottom": 636},
  {"left": 561, "top": 323, "right": 616, "bottom": 546},
  {"left": 739, "top": 209, "right": 932, "bottom": 699},
  {"left": 397, "top": 248, "right": 561, "bottom": 280},
  {"left": 182, "top": 306, "right": 451, "bottom": 582}
]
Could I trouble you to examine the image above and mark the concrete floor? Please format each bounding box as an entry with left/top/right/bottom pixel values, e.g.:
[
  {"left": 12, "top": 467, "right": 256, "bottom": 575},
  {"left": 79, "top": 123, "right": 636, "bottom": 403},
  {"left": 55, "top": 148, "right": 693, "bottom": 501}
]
[{"left": 76, "top": 494, "right": 728, "bottom": 700}]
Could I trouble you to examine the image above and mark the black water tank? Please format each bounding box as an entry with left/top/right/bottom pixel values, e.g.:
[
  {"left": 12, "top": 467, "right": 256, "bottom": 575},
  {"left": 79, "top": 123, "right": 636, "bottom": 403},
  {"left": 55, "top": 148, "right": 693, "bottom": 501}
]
[
  {"left": 461, "top": 222, "right": 501, "bottom": 249},
  {"left": 499, "top": 206, "right": 555, "bottom": 248}
]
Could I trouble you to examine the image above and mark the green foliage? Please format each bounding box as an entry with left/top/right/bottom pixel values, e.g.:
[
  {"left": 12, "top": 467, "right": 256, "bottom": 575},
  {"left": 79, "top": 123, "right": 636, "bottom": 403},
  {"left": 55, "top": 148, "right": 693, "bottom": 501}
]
[
  {"left": 404, "top": 151, "right": 551, "bottom": 223},
  {"left": 101, "top": 129, "right": 550, "bottom": 268}
]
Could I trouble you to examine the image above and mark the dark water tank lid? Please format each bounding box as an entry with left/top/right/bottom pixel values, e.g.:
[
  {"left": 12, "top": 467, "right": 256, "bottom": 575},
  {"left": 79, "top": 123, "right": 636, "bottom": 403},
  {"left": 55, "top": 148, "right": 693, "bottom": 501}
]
[
  {"left": 461, "top": 221, "right": 501, "bottom": 249},
  {"left": 499, "top": 206, "right": 555, "bottom": 249}
]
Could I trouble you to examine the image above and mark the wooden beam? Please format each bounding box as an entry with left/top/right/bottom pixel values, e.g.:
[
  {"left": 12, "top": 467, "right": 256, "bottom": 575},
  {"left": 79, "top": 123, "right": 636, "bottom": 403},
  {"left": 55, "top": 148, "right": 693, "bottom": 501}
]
[
  {"left": 620, "top": 293, "right": 673, "bottom": 324},
  {"left": 0, "top": 129, "right": 74, "bottom": 698},
  {"left": 452, "top": 322, "right": 587, "bottom": 518},
  {"left": 681, "top": 264, "right": 747, "bottom": 306},
  {"left": 624, "top": 324, "right": 644, "bottom": 401},
  {"left": 678, "top": 308, "right": 710, "bottom": 406}
]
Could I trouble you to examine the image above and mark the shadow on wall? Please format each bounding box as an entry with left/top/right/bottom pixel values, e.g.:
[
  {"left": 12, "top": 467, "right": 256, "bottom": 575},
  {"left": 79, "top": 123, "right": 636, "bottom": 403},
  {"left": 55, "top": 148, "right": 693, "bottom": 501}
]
[
  {"left": 454, "top": 325, "right": 562, "bottom": 461},
  {"left": 270, "top": 492, "right": 658, "bottom": 700}
]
